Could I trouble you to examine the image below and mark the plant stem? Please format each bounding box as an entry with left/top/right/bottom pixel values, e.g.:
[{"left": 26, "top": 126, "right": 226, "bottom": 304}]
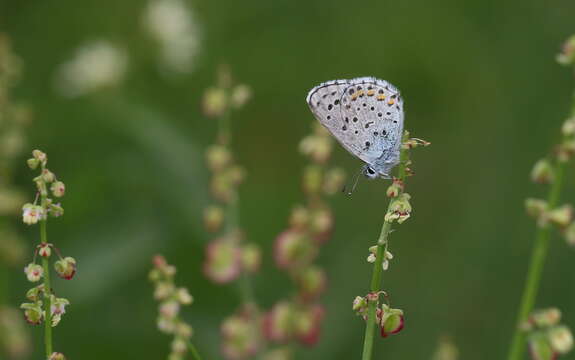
[
  {"left": 507, "top": 152, "right": 567, "bottom": 360},
  {"left": 186, "top": 340, "right": 203, "bottom": 360},
  {"left": 40, "top": 194, "right": 53, "bottom": 358},
  {"left": 361, "top": 133, "right": 410, "bottom": 360},
  {"left": 507, "top": 74, "right": 575, "bottom": 360}
]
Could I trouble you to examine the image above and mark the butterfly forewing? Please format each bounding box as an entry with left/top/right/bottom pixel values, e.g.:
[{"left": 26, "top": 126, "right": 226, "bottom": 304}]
[{"left": 306, "top": 77, "right": 404, "bottom": 171}]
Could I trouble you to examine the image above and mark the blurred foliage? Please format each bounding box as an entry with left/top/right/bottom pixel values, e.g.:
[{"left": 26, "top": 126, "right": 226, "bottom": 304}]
[{"left": 1, "top": 0, "right": 575, "bottom": 359}]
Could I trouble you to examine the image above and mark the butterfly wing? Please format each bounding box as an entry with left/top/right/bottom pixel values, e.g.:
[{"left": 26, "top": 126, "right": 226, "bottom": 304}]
[{"left": 306, "top": 77, "right": 404, "bottom": 172}]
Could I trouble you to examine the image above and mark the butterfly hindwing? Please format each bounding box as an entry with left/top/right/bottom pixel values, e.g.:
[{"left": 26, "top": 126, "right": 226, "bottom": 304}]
[{"left": 306, "top": 77, "right": 404, "bottom": 173}]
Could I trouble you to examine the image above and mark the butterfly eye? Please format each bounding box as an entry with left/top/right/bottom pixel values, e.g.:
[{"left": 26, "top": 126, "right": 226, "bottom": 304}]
[{"left": 367, "top": 167, "right": 375, "bottom": 175}]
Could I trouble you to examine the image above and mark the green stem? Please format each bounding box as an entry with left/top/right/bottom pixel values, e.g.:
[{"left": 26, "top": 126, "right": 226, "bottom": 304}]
[
  {"left": 507, "top": 67, "right": 575, "bottom": 360},
  {"left": 186, "top": 340, "right": 203, "bottom": 360},
  {"left": 507, "top": 161, "right": 566, "bottom": 360},
  {"left": 40, "top": 198, "right": 53, "bottom": 358},
  {"left": 361, "top": 133, "right": 410, "bottom": 360}
]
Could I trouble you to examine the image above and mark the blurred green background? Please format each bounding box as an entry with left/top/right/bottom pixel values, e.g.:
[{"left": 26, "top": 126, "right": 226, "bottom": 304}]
[{"left": 2, "top": 0, "right": 575, "bottom": 359}]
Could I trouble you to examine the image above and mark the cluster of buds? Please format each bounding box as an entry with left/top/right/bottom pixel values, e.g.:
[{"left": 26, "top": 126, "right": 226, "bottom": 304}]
[
  {"left": 384, "top": 193, "right": 412, "bottom": 224},
  {"left": 262, "top": 302, "right": 325, "bottom": 346},
  {"left": 352, "top": 292, "right": 404, "bottom": 338},
  {"left": 203, "top": 232, "right": 260, "bottom": 284},
  {"left": 22, "top": 150, "right": 65, "bottom": 225},
  {"left": 521, "top": 308, "right": 574, "bottom": 360},
  {"left": 557, "top": 35, "right": 575, "bottom": 67},
  {"left": 19, "top": 150, "right": 74, "bottom": 358},
  {"left": 263, "top": 124, "right": 345, "bottom": 353},
  {"left": 149, "top": 255, "right": 195, "bottom": 360},
  {"left": 20, "top": 284, "right": 69, "bottom": 327},
  {"left": 526, "top": 116, "right": 575, "bottom": 246},
  {"left": 366, "top": 246, "right": 394, "bottom": 271},
  {"left": 202, "top": 65, "right": 252, "bottom": 121},
  {"left": 201, "top": 68, "right": 260, "bottom": 288},
  {"left": 221, "top": 305, "right": 263, "bottom": 359}
]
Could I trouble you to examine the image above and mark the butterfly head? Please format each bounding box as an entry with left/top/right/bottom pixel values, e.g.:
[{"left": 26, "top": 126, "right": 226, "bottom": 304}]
[{"left": 363, "top": 165, "right": 379, "bottom": 179}]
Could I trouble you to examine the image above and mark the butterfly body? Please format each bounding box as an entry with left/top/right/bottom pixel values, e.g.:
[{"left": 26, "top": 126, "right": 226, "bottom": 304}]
[{"left": 306, "top": 77, "right": 404, "bottom": 178}]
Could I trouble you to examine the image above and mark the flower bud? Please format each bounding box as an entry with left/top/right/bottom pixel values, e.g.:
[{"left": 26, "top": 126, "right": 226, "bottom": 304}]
[
  {"left": 221, "top": 309, "right": 262, "bottom": 360},
  {"left": 38, "top": 243, "right": 51, "bottom": 258},
  {"left": 562, "top": 117, "right": 575, "bottom": 137},
  {"left": 274, "top": 229, "right": 315, "bottom": 269},
  {"left": 525, "top": 198, "right": 548, "bottom": 219},
  {"left": 299, "top": 133, "right": 332, "bottom": 164},
  {"left": 27, "top": 158, "right": 39, "bottom": 169},
  {"left": 531, "top": 159, "right": 554, "bottom": 184},
  {"left": 171, "top": 337, "right": 187, "bottom": 354},
  {"left": 48, "top": 203, "right": 64, "bottom": 217},
  {"left": 203, "top": 239, "right": 241, "bottom": 283},
  {"left": 385, "top": 193, "right": 412, "bottom": 224},
  {"left": 309, "top": 208, "right": 333, "bottom": 242},
  {"left": 302, "top": 165, "right": 323, "bottom": 194},
  {"left": 160, "top": 300, "right": 180, "bottom": 319},
  {"left": 557, "top": 35, "right": 575, "bottom": 66},
  {"left": 51, "top": 296, "right": 70, "bottom": 317},
  {"left": 24, "top": 263, "right": 43, "bottom": 282},
  {"left": 367, "top": 254, "right": 376, "bottom": 263},
  {"left": 175, "top": 322, "right": 193, "bottom": 339},
  {"left": 548, "top": 205, "right": 573, "bottom": 228},
  {"left": 26, "top": 284, "right": 45, "bottom": 301},
  {"left": 202, "top": 87, "right": 227, "bottom": 118},
  {"left": 153, "top": 282, "right": 175, "bottom": 300},
  {"left": 54, "top": 257, "right": 77, "bottom": 280},
  {"left": 289, "top": 205, "right": 309, "bottom": 229},
  {"left": 262, "top": 302, "right": 294, "bottom": 342},
  {"left": 549, "top": 326, "right": 574, "bottom": 354},
  {"left": 22, "top": 203, "right": 44, "bottom": 225},
  {"left": 41, "top": 169, "right": 55, "bottom": 183},
  {"left": 176, "top": 288, "right": 193, "bottom": 305},
  {"left": 32, "top": 150, "right": 47, "bottom": 164},
  {"left": 210, "top": 173, "right": 234, "bottom": 203},
  {"left": 386, "top": 178, "right": 404, "bottom": 198},
  {"left": 241, "top": 243, "right": 261, "bottom": 273},
  {"left": 206, "top": 145, "right": 232, "bottom": 172},
  {"left": 528, "top": 332, "right": 555, "bottom": 360},
  {"left": 565, "top": 222, "right": 575, "bottom": 246},
  {"left": 294, "top": 305, "right": 324, "bottom": 346},
  {"left": 203, "top": 205, "right": 224, "bottom": 232},
  {"left": 231, "top": 84, "right": 252, "bottom": 108},
  {"left": 296, "top": 266, "right": 326, "bottom": 300},
  {"left": 49, "top": 352, "right": 66, "bottom": 360},
  {"left": 20, "top": 303, "right": 44, "bottom": 325},
  {"left": 380, "top": 305, "right": 404, "bottom": 338},
  {"left": 531, "top": 308, "right": 562, "bottom": 328},
  {"left": 353, "top": 296, "right": 368, "bottom": 316},
  {"left": 51, "top": 181, "right": 65, "bottom": 197}
]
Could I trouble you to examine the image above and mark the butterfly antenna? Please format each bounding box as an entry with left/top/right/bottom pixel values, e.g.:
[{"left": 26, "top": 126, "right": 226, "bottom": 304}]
[{"left": 342, "top": 167, "right": 363, "bottom": 195}]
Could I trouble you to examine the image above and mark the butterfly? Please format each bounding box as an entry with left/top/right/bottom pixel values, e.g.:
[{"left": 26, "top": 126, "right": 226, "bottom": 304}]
[{"left": 306, "top": 77, "right": 404, "bottom": 179}]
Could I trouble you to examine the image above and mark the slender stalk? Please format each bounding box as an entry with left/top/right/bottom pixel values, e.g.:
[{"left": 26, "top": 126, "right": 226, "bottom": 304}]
[
  {"left": 40, "top": 194, "right": 53, "bottom": 358},
  {"left": 507, "top": 126, "right": 573, "bottom": 360},
  {"left": 186, "top": 339, "right": 203, "bottom": 360},
  {"left": 361, "top": 133, "right": 410, "bottom": 360}
]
